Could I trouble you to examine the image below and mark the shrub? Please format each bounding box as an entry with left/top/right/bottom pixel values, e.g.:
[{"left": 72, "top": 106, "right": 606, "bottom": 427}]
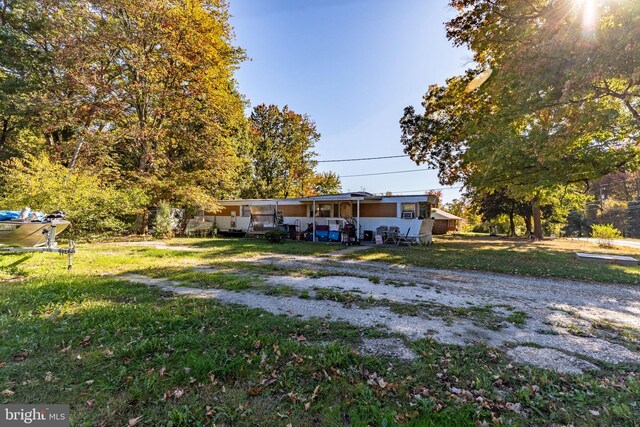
[
  {"left": 153, "top": 201, "right": 174, "bottom": 239},
  {"left": 0, "top": 154, "right": 148, "bottom": 238},
  {"left": 591, "top": 224, "right": 622, "bottom": 247},
  {"left": 265, "top": 229, "right": 287, "bottom": 243}
]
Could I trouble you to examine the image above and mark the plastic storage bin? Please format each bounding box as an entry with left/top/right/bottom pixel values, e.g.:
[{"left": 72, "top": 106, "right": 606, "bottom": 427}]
[{"left": 329, "top": 230, "right": 341, "bottom": 242}]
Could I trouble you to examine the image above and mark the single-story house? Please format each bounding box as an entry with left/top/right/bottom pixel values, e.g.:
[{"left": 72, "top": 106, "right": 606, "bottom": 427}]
[
  {"left": 431, "top": 208, "right": 462, "bottom": 235},
  {"left": 203, "top": 192, "right": 437, "bottom": 243}
]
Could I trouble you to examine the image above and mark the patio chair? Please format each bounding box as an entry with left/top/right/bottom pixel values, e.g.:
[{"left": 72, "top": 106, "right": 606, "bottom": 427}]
[
  {"left": 396, "top": 228, "right": 412, "bottom": 246},
  {"left": 384, "top": 226, "right": 400, "bottom": 244}
]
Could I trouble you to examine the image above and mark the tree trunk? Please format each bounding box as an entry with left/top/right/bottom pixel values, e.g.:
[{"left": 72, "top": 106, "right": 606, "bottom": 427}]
[
  {"left": 135, "top": 210, "right": 149, "bottom": 235},
  {"left": 509, "top": 211, "right": 516, "bottom": 237},
  {"left": 0, "top": 117, "right": 9, "bottom": 149},
  {"left": 532, "top": 200, "right": 543, "bottom": 240},
  {"left": 68, "top": 136, "right": 84, "bottom": 172},
  {"left": 524, "top": 214, "right": 532, "bottom": 237}
]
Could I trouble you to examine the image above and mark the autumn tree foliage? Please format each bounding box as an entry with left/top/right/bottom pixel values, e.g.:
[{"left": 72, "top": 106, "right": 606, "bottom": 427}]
[
  {"left": 0, "top": 0, "right": 249, "bottom": 220},
  {"left": 244, "top": 104, "right": 340, "bottom": 199},
  {"left": 401, "top": 0, "right": 640, "bottom": 239}
]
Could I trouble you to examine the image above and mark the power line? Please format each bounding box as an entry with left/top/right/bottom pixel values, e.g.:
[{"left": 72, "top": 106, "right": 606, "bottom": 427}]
[
  {"left": 318, "top": 154, "right": 409, "bottom": 163},
  {"left": 340, "top": 168, "right": 432, "bottom": 178}
]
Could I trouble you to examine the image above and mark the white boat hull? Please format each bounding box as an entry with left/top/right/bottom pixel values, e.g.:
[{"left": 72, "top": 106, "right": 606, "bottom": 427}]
[{"left": 0, "top": 220, "right": 70, "bottom": 247}]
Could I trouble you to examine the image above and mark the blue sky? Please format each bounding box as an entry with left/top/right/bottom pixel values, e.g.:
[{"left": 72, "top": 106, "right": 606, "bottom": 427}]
[{"left": 228, "top": 0, "right": 471, "bottom": 203}]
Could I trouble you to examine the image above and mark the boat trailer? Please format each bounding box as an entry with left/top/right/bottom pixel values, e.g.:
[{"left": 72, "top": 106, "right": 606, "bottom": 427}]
[{"left": 0, "top": 224, "right": 76, "bottom": 270}]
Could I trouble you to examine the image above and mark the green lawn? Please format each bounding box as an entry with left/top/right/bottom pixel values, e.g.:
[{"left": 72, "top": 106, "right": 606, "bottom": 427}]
[
  {"left": 170, "top": 237, "right": 340, "bottom": 256},
  {"left": 349, "top": 235, "right": 640, "bottom": 285},
  {"left": 1, "top": 238, "right": 639, "bottom": 426}
]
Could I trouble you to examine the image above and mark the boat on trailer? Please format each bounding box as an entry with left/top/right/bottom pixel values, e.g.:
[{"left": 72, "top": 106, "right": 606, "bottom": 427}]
[{"left": 0, "top": 208, "right": 76, "bottom": 269}]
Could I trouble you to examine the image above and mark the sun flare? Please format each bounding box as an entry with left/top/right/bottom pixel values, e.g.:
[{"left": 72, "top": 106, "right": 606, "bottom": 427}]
[{"left": 575, "top": 0, "right": 598, "bottom": 35}]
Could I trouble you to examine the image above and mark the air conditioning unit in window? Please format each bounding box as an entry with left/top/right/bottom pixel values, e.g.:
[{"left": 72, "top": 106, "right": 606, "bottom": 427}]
[{"left": 402, "top": 212, "right": 414, "bottom": 219}]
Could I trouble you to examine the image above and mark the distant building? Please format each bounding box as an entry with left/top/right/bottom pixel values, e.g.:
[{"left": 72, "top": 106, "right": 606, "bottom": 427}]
[{"left": 431, "top": 208, "right": 462, "bottom": 235}]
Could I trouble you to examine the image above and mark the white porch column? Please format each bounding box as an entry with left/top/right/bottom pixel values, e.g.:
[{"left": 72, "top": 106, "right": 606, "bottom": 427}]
[
  {"left": 312, "top": 200, "right": 316, "bottom": 242},
  {"left": 356, "top": 199, "right": 360, "bottom": 240}
]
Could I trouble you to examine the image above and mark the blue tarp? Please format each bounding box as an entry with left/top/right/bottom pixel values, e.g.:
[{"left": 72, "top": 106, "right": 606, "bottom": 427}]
[
  {"left": 0, "top": 211, "right": 20, "bottom": 221},
  {"left": 0, "top": 210, "right": 46, "bottom": 221}
]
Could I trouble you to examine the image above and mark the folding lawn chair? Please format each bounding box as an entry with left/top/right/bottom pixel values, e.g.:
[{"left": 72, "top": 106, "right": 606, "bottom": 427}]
[{"left": 396, "top": 228, "right": 412, "bottom": 246}]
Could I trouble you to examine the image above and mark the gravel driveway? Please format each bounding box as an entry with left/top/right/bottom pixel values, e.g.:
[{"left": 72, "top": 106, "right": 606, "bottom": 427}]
[{"left": 122, "top": 252, "right": 640, "bottom": 374}]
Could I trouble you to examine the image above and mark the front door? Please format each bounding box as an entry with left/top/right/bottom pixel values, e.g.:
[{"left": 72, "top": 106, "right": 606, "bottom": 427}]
[{"left": 340, "top": 202, "right": 353, "bottom": 218}]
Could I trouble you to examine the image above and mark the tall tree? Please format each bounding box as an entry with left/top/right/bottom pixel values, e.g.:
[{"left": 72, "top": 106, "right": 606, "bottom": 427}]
[
  {"left": 473, "top": 189, "right": 530, "bottom": 237},
  {"left": 401, "top": 0, "right": 640, "bottom": 239},
  {"left": 245, "top": 104, "right": 320, "bottom": 198},
  {"left": 0, "top": 0, "right": 248, "bottom": 210},
  {"left": 311, "top": 171, "right": 342, "bottom": 196}
]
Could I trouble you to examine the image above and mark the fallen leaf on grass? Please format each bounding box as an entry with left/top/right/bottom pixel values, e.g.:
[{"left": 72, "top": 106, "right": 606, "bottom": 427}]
[
  {"left": 86, "top": 399, "right": 94, "bottom": 407},
  {"left": 85, "top": 380, "right": 94, "bottom": 385},
  {"left": 103, "top": 349, "right": 114, "bottom": 357},
  {"left": 159, "top": 367, "right": 168, "bottom": 377},
  {"left": 60, "top": 346, "right": 71, "bottom": 353},
  {"left": 162, "top": 388, "right": 185, "bottom": 401},
  {"left": 505, "top": 402, "right": 522, "bottom": 413},
  {"left": 590, "top": 410, "right": 600, "bottom": 416},
  {"left": 128, "top": 416, "right": 143, "bottom": 426},
  {"left": 304, "top": 402, "right": 311, "bottom": 411},
  {"left": 1, "top": 389, "right": 15, "bottom": 396},
  {"left": 44, "top": 372, "right": 54, "bottom": 382},
  {"left": 0, "top": 362, "right": 4, "bottom": 369},
  {"left": 311, "top": 385, "right": 321, "bottom": 400},
  {"left": 12, "top": 352, "right": 27, "bottom": 362},
  {"left": 80, "top": 336, "right": 91, "bottom": 346},
  {"left": 208, "top": 372, "right": 218, "bottom": 385},
  {"left": 248, "top": 386, "right": 264, "bottom": 396}
]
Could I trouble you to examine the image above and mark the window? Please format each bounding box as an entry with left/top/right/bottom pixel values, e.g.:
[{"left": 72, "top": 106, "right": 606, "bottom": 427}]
[
  {"left": 241, "top": 205, "right": 251, "bottom": 217},
  {"left": 418, "top": 202, "right": 431, "bottom": 219},
  {"left": 314, "top": 204, "right": 332, "bottom": 218},
  {"left": 401, "top": 203, "right": 416, "bottom": 218}
]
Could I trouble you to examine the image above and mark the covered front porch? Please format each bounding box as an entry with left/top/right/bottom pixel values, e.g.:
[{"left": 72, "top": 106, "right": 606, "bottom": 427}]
[
  {"left": 299, "top": 192, "right": 434, "bottom": 244},
  {"left": 301, "top": 193, "right": 372, "bottom": 243}
]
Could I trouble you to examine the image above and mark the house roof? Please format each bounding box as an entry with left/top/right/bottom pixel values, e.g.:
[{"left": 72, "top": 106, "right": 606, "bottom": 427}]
[
  {"left": 217, "top": 193, "right": 438, "bottom": 204},
  {"left": 431, "top": 208, "right": 462, "bottom": 220},
  {"left": 300, "top": 192, "right": 381, "bottom": 201}
]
